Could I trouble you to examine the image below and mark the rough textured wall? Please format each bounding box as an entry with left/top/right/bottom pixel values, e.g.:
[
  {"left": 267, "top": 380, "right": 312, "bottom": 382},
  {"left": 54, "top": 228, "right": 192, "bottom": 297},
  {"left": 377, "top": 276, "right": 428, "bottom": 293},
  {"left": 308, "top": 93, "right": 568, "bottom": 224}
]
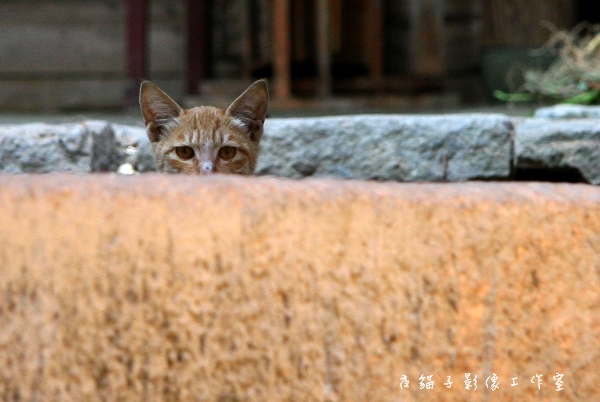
[
  {"left": 0, "top": 0, "right": 270, "bottom": 109},
  {"left": 0, "top": 175, "right": 599, "bottom": 401},
  {"left": 0, "top": 0, "right": 187, "bottom": 110}
]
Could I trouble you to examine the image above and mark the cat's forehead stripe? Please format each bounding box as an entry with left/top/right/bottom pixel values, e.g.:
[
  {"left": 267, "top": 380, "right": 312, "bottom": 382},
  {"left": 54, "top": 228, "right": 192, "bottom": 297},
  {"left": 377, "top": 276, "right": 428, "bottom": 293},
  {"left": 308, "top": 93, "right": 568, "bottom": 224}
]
[
  {"left": 192, "top": 113, "right": 199, "bottom": 143},
  {"left": 203, "top": 138, "right": 212, "bottom": 154},
  {"left": 172, "top": 105, "right": 250, "bottom": 149}
]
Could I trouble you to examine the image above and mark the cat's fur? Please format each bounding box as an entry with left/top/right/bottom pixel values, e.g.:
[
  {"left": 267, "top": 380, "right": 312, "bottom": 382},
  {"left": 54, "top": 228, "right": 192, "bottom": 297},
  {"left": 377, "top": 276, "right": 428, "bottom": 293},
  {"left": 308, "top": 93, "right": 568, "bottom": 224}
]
[{"left": 139, "top": 80, "right": 268, "bottom": 175}]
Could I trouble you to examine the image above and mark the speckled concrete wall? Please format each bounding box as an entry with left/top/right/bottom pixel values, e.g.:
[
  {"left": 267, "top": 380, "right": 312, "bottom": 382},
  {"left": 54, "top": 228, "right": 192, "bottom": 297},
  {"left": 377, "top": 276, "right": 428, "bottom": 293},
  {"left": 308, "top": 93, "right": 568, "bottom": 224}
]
[{"left": 0, "top": 174, "right": 598, "bottom": 401}]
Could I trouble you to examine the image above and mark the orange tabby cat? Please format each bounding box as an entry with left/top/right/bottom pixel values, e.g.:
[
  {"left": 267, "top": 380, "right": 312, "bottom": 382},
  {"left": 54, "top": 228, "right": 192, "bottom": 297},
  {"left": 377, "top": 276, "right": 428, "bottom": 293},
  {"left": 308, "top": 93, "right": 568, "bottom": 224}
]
[{"left": 139, "top": 80, "right": 268, "bottom": 174}]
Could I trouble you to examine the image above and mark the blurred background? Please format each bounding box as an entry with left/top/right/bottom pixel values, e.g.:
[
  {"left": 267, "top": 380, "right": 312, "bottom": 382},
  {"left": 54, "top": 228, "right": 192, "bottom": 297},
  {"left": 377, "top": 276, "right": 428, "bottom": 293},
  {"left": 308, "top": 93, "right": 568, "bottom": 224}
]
[{"left": 0, "top": 0, "right": 596, "bottom": 117}]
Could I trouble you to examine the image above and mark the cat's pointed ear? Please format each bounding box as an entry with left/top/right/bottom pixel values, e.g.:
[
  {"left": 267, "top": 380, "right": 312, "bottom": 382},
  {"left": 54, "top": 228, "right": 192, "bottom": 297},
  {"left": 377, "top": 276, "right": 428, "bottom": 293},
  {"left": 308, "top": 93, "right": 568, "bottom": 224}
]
[
  {"left": 226, "top": 79, "right": 269, "bottom": 142},
  {"left": 139, "top": 81, "right": 183, "bottom": 142}
]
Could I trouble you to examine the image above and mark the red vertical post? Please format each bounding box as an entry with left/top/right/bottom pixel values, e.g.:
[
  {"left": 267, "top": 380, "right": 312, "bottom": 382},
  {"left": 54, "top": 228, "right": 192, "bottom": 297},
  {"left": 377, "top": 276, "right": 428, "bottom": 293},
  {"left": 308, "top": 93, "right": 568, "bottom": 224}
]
[
  {"left": 240, "top": 0, "right": 253, "bottom": 78},
  {"left": 187, "top": 0, "right": 207, "bottom": 95},
  {"left": 315, "top": 0, "right": 331, "bottom": 98},
  {"left": 125, "top": 0, "right": 148, "bottom": 107},
  {"left": 366, "top": 0, "right": 384, "bottom": 83},
  {"left": 273, "top": 0, "right": 291, "bottom": 98},
  {"left": 409, "top": 0, "right": 445, "bottom": 77}
]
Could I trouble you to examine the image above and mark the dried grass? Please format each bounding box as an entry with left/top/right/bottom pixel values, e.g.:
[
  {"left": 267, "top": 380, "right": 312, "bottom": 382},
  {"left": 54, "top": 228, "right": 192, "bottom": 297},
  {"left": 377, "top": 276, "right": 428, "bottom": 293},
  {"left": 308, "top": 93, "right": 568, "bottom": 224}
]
[{"left": 500, "top": 23, "right": 600, "bottom": 103}]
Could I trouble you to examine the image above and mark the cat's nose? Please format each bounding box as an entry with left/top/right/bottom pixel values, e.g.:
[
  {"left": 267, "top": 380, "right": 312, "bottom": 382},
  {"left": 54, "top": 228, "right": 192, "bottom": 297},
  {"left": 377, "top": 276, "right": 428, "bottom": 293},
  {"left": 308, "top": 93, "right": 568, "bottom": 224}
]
[{"left": 200, "top": 161, "right": 214, "bottom": 174}]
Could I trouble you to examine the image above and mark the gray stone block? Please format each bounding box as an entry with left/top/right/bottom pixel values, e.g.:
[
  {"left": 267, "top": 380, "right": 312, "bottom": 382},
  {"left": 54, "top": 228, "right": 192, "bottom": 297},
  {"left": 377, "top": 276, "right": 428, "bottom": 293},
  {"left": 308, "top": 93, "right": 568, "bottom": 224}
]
[
  {"left": 112, "top": 124, "right": 156, "bottom": 173},
  {"left": 0, "top": 121, "right": 124, "bottom": 173},
  {"left": 91, "top": 124, "right": 121, "bottom": 172},
  {"left": 113, "top": 124, "right": 156, "bottom": 173},
  {"left": 514, "top": 119, "right": 600, "bottom": 184},
  {"left": 135, "top": 137, "right": 157, "bottom": 173},
  {"left": 534, "top": 105, "right": 600, "bottom": 119},
  {"left": 257, "top": 114, "right": 514, "bottom": 181}
]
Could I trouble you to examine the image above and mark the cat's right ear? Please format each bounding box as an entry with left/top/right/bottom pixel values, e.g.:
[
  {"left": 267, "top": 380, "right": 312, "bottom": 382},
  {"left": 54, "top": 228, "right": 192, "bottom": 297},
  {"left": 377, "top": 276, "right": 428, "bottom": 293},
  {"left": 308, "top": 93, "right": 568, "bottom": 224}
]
[{"left": 139, "top": 81, "right": 183, "bottom": 142}]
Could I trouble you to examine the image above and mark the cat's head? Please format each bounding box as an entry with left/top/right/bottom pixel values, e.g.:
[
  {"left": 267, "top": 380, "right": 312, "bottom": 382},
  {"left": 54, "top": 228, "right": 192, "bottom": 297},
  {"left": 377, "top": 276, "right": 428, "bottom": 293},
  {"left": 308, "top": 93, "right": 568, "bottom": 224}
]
[{"left": 139, "top": 80, "right": 268, "bottom": 175}]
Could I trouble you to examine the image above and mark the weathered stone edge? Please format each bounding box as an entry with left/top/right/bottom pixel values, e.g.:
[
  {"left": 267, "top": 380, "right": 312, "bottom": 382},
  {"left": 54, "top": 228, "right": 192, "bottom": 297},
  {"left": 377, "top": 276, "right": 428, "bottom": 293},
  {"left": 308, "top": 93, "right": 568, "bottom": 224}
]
[{"left": 1, "top": 111, "right": 600, "bottom": 183}]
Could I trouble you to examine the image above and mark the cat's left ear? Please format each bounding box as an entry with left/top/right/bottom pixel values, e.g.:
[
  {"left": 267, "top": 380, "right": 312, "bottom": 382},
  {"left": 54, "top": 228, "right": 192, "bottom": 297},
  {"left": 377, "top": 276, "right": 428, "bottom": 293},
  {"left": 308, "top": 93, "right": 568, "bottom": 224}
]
[
  {"left": 226, "top": 79, "right": 269, "bottom": 142},
  {"left": 140, "top": 81, "right": 184, "bottom": 142}
]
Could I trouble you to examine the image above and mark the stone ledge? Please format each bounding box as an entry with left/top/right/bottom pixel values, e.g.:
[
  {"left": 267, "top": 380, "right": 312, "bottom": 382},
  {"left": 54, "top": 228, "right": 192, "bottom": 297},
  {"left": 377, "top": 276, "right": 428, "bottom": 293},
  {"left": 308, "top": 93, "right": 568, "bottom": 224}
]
[
  {"left": 534, "top": 104, "right": 600, "bottom": 119},
  {"left": 0, "top": 175, "right": 597, "bottom": 400},
  {"left": 515, "top": 118, "right": 600, "bottom": 184},
  {"left": 257, "top": 114, "right": 513, "bottom": 181},
  {"left": 4, "top": 114, "right": 514, "bottom": 181},
  {"left": 1, "top": 110, "right": 599, "bottom": 183}
]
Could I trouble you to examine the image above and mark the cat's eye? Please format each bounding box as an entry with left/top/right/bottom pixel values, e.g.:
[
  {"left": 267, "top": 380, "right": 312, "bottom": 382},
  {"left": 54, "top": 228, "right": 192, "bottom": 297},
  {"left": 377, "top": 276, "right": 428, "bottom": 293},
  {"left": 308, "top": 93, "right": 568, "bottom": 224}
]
[
  {"left": 218, "top": 146, "right": 237, "bottom": 160},
  {"left": 175, "top": 146, "right": 194, "bottom": 160}
]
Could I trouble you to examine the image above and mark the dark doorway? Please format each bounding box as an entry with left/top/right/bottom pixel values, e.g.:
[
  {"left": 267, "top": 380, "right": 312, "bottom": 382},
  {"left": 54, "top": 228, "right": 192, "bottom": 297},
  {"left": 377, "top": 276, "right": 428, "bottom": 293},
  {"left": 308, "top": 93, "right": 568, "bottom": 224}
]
[{"left": 577, "top": 0, "right": 600, "bottom": 24}]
